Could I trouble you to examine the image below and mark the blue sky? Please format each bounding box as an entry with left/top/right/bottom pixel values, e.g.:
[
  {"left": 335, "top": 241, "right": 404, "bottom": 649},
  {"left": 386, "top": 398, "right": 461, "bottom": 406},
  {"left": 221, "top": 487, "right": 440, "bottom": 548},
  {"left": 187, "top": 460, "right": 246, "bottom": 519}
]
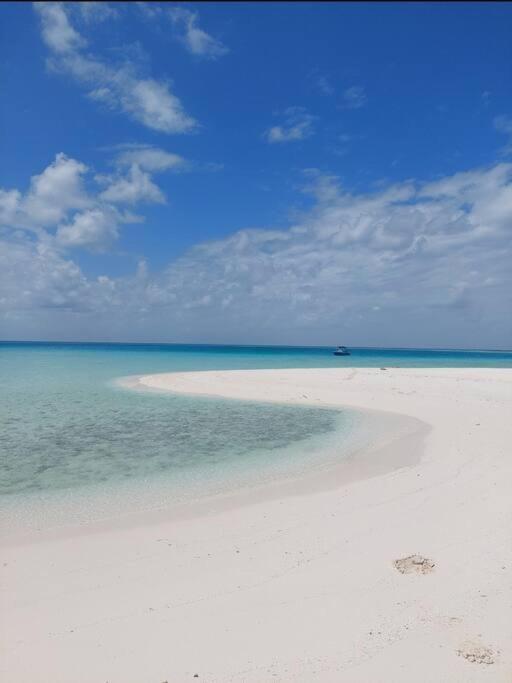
[{"left": 1, "top": 2, "right": 511, "bottom": 347}]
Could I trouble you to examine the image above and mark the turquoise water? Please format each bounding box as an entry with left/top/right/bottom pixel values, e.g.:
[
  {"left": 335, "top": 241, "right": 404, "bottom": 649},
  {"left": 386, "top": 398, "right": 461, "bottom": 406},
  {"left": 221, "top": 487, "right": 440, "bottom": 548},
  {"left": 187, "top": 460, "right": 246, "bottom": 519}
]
[{"left": 1, "top": 342, "right": 511, "bottom": 535}]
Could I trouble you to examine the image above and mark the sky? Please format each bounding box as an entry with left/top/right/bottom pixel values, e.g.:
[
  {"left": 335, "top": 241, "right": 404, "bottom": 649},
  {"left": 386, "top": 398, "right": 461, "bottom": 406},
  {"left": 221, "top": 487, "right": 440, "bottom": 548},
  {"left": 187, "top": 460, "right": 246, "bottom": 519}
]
[{"left": 1, "top": 1, "right": 511, "bottom": 348}]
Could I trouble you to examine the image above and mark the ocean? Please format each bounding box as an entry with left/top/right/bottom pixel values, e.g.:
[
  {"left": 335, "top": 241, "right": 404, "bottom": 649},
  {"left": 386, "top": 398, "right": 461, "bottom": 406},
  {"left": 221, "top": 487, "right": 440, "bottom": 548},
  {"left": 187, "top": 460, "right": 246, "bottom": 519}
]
[{"left": 1, "top": 342, "right": 511, "bottom": 537}]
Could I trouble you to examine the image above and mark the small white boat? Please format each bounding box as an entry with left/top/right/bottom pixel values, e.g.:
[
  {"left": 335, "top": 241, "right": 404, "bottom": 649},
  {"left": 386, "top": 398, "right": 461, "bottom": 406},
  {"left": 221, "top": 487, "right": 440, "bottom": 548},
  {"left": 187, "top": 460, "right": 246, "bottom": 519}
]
[{"left": 333, "top": 345, "right": 350, "bottom": 356}]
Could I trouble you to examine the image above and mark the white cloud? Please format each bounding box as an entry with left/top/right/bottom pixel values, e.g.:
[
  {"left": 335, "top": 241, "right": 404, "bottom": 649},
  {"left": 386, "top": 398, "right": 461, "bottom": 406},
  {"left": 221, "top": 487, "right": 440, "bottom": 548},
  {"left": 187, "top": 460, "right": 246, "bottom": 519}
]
[
  {"left": 23, "top": 153, "right": 90, "bottom": 227},
  {"left": 0, "top": 235, "right": 91, "bottom": 312},
  {"left": 34, "top": 2, "right": 197, "bottom": 134},
  {"left": 0, "top": 150, "right": 177, "bottom": 250},
  {"left": 0, "top": 153, "right": 90, "bottom": 232},
  {"left": 0, "top": 190, "right": 22, "bottom": 225},
  {"left": 340, "top": 85, "right": 367, "bottom": 110},
  {"left": 126, "top": 79, "right": 196, "bottom": 134},
  {"left": 99, "top": 164, "right": 165, "bottom": 204},
  {"left": 56, "top": 207, "right": 120, "bottom": 248},
  {"left": 169, "top": 7, "right": 228, "bottom": 59},
  {"left": 2, "top": 161, "right": 511, "bottom": 347},
  {"left": 34, "top": 1, "right": 85, "bottom": 53},
  {"left": 264, "top": 107, "right": 315, "bottom": 144},
  {"left": 115, "top": 146, "right": 186, "bottom": 172}
]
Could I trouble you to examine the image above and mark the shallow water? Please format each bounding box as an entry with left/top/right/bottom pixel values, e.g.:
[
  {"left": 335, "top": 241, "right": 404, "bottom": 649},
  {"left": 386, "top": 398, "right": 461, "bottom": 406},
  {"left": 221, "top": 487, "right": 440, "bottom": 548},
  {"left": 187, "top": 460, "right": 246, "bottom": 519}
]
[{"left": 1, "top": 342, "right": 510, "bottom": 536}]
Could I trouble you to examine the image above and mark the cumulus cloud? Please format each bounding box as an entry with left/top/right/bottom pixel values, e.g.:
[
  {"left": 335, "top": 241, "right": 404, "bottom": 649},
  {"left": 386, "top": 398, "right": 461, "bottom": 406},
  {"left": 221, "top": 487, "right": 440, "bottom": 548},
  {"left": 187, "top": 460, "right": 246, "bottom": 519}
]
[
  {"left": 56, "top": 207, "right": 120, "bottom": 248},
  {"left": 0, "top": 190, "right": 22, "bottom": 225},
  {"left": 169, "top": 7, "right": 229, "bottom": 59},
  {"left": 2, "top": 161, "right": 511, "bottom": 347},
  {"left": 340, "top": 85, "right": 367, "bottom": 110},
  {"left": 0, "top": 148, "right": 180, "bottom": 250},
  {"left": 99, "top": 164, "right": 165, "bottom": 205},
  {"left": 33, "top": 2, "right": 196, "bottom": 134},
  {"left": 24, "top": 154, "right": 90, "bottom": 226},
  {"left": 0, "top": 153, "right": 90, "bottom": 232},
  {"left": 0, "top": 234, "right": 93, "bottom": 313},
  {"left": 264, "top": 107, "right": 315, "bottom": 144}
]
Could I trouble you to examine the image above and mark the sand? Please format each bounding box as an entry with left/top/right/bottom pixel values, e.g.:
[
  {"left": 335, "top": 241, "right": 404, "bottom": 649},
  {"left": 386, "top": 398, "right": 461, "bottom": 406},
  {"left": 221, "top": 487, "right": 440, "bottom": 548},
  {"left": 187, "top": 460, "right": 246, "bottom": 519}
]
[{"left": 1, "top": 367, "right": 512, "bottom": 682}]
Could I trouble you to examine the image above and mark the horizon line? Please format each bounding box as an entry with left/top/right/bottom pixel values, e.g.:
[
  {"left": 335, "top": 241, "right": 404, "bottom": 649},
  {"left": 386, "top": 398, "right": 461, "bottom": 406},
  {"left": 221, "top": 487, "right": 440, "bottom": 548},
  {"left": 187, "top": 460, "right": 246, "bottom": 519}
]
[{"left": 1, "top": 340, "right": 511, "bottom": 354}]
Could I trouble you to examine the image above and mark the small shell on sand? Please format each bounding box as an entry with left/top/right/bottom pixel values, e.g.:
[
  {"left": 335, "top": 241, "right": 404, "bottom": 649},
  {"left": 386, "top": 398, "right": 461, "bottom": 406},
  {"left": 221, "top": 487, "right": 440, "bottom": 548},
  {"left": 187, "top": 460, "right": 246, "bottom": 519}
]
[
  {"left": 456, "top": 641, "right": 495, "bottom": 665},
  {"left": 393, "top": 554, "right": 435, "bottom": 574}
]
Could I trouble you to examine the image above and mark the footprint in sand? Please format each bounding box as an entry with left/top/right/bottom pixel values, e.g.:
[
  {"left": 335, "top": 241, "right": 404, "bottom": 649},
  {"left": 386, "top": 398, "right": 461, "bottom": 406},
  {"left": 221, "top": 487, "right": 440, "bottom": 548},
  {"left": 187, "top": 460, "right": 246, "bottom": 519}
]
[
  {"left": 456, "top": 640, "right": 496, "bottom": 665},
  {"left": 393, "top": 554, "right": 435, "bottom": 575}
]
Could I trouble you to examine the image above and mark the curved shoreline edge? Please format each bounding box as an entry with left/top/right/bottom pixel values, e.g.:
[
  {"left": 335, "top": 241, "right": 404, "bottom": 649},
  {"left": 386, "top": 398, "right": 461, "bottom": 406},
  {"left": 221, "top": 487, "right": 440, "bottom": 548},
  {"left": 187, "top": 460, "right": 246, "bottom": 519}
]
[{"left": 116, "top": 368, "right": 434, "bottom": 512}]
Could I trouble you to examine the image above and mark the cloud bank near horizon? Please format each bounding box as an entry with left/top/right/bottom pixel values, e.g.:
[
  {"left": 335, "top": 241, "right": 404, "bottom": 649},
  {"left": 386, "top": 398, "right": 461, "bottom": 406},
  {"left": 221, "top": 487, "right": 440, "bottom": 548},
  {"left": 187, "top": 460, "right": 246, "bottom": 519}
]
[{"left": 1, "top": 154, "right": 511, "bottom": 348}]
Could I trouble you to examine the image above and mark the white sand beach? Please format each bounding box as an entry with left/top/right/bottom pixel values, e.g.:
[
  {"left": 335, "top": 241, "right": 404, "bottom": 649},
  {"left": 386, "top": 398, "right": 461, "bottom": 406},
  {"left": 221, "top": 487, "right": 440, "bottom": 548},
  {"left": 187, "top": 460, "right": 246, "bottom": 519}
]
[{"left": 2, "top": 367, "right": 512, "bottom": 682}]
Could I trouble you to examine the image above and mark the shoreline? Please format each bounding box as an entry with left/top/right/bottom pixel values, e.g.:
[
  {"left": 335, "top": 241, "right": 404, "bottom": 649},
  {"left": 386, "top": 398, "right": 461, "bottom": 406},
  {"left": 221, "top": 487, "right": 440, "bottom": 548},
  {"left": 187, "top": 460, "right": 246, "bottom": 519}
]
[
  {"left": 2, "top": 367, "right": 512, "bottom": 681},
  {"left": 1, "top": 401, "right": 427, "bottom": 548}
]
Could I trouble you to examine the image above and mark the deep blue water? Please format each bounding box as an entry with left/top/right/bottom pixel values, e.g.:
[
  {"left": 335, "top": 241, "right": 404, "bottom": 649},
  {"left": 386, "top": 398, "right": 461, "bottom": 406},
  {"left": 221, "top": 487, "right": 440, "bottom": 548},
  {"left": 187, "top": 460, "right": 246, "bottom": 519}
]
[{"left": 2, "top": 341, "right": 512, "bottom": 369}]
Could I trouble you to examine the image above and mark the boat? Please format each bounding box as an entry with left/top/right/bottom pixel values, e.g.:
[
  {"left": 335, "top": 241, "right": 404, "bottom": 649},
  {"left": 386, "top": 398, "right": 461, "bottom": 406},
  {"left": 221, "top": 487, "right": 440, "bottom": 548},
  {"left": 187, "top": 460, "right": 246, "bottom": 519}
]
[{"left": 333, "top": 345, "right": 351, "bottom": 356}]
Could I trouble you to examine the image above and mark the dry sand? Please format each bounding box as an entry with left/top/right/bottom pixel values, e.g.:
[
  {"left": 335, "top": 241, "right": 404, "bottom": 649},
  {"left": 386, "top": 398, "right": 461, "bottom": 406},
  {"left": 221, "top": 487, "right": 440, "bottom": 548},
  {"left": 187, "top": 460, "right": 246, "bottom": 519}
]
[{"left": 2, "top": 367, "right": 512, "bottom": 682}]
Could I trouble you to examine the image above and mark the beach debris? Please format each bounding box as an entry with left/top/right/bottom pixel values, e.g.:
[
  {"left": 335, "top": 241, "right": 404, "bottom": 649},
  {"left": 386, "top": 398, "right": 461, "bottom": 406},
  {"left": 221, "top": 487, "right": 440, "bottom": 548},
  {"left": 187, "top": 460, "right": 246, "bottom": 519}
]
[
  {"left": 393, "top": 554, "right": 435, "bottom": 575},
  {"left": 456, "top": 641, "right": 495, "bottom": 665}
]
